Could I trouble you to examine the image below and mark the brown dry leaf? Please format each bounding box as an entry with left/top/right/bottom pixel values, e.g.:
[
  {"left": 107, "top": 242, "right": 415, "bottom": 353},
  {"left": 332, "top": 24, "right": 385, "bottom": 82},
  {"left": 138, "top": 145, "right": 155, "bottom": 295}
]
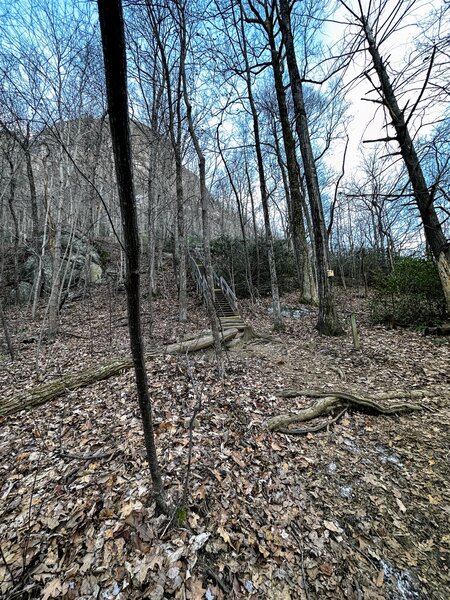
[
  {"left": 323, "top": 520, "right": 342, "bottom": 534},
  {"left": 231, "top": 451, "right": 245, "bottom": 467},
  {"left": 1, "top": 281, "right": 449, "bottom": 599},
  {"left": 319, "top": 562, "right": 333, "bottom": 577},
  {"left": 217, "top": 525, "right": 231, "bottom": 545},
  {"left": 120, "top": 500, "right": 144, "bottom": 518},
  {"left": 157, "top": 420, "right": 176, "bottom": 433},
  {"left": 375, "top": 570, "right": 384, "bottom": 587},
  {"left": 16, "top": 452, "right": 31, "bottom": 460},
  {"left": 99, "top": 508, "right": 115, "bottom": 519},
  {"left": 41, "top": 578, "right": 62, "bottom": 599},
  {"left": 418, "top": 539, "right": 434, "bottom": 552},
  {"left": 428, "top": 494, "right": 442, "bottom": 505},
  {"left": 187, "top": 578, "right": 207, "bottom": 599}
]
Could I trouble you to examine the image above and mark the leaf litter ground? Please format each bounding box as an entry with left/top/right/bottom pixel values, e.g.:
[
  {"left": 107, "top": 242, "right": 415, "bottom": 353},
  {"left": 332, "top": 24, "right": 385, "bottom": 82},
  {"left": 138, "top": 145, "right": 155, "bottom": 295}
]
[{"left": 0, "top": 282, "right": 449, "bottom": 599}]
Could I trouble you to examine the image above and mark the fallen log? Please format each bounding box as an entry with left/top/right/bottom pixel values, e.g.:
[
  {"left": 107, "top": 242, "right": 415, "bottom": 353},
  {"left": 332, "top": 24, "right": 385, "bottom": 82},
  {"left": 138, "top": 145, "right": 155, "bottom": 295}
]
[
  {"left": 277, "top": 385, "right": 450, "bottom": 402},
  {"left": 1, "top": 328, "right": 238, "bottom": 417},
  {"left": 267, "top": 387, "right": 449, "bottom": 435}
]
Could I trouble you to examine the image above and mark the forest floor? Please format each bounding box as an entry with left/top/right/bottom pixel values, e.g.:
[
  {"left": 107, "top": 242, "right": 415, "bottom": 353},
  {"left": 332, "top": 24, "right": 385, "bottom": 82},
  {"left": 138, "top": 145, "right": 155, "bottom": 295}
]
[{"left": 1, "top": 272, "right": 449, "bottom": 600}]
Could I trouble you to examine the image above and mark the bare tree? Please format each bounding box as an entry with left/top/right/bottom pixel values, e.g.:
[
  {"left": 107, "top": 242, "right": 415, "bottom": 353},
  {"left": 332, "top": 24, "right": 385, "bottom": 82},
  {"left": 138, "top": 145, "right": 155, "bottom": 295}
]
[
  {"left": 244, "top": 0, "right": 318, "bottom": 305},
  {"left": 237, "top": 0, "right": 283, "bottom": 330},
  {"left": 146, "top": 1, "right": 189, "bottom": 324},
  {"left": 278, "top": 0, "right": 343, "bottom": 335},
  {"left": 176, "top": 0, "right": 224, "bottom": 375},
  {"left": 97, "top": 0, "right": 167, "bottom": 514},
  {"left": 338, "top": 0, "right": 450, "bottom": 312}
]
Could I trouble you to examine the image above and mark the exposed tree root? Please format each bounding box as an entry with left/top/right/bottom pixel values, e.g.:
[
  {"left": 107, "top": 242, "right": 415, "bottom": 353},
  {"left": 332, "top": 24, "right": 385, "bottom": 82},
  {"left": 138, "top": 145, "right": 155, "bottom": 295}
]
[
  {"left": 241, "top": 325, "right": 272, "bottom": 342},
  {"left": 267, "top": 387, "right": 449, "bottom": 435},
  {"left": 1, "top": 329, "right": 238, "bottom": 417}
]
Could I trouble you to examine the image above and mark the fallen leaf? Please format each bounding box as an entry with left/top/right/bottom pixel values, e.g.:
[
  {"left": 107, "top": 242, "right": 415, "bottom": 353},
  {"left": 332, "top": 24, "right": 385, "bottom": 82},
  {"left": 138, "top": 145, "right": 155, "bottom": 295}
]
[
  {"left": 41, "top": 578, "right": 62, "bottom": 600},
  {"left": 319, "top": 562, "right": 333, "bottom": 576},
  {"left": 428, "top": 495, "right": 442, "bottom": 505},
  {"left": 376, "top": 570, "right": 384, "bottom": 587},
  {"left": 217, "top": 525, "right": 231, "bottom": 545},
  {"left": 323, "top": 520, "right": 343, "bottom": 534}
]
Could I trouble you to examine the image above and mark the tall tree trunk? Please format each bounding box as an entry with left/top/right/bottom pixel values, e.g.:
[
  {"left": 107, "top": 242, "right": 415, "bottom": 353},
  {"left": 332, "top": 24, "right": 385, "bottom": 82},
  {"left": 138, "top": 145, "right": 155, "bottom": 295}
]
[
  {"left": 180, "top": 11, "right": 224, "bottom": 376},
  {"left": 97, "top": 0, "right": 167, "bottom": 514},
  {"left": 146, "top": 84, "right": 163, "bottom": 333},
  {"left": 146, "top": 0, "right": 187, "bottom": 323},
  {"left": 0, "top": 301, "right": 15, "bottom": 361},
  {"left": 175, "top": 154, "right": 187, "bottom": 323},
  {"left": 267, "top": 22, "right": 317, "bottom": 305},
  {"left": 245, "top": 157, "right": 261, "bottom": 294},
  {"left": 7, "top": 156, "right": 19, "bottom": 290},
  {"left": 31, "top": 156, "right": 51, "bottom": 320},
  {"left": 47, "top": 159, "right": 64, "bottom": 338},
  {"left": 239, "top": 1, "right": 283, "bottom": 331},
  {"left": 146, "top": 130, "right": 159, "bottom": 337},
  {"left": 362, "top": 18, "right": 450, "bottom": 313},
  {"left": 24, "top": 136, "right": 39, "bottom": 241},
  {"left": 278, "top": 0, "right": 343, "bottom": 335}
]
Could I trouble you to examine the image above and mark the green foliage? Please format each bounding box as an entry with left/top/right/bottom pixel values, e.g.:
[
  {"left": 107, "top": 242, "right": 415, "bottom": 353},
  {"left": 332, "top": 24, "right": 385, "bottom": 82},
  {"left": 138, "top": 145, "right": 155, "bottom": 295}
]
[
  {"left": 176, "top": 506, "right": 188, "bottom": 526},
  {"left": 370, "top": 257, "right": 445, "bottom": 326},
  {"left": 211, "top": 235, "right": 298, "bottom": 297}
]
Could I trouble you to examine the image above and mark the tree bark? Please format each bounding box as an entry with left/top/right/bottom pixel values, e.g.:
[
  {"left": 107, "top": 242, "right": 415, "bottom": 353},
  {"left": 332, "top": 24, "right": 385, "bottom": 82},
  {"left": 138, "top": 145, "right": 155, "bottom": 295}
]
[
  {"left": 146, "top": 1, "right": 187, "bottom": 323},
  {"left": 278, "top": 0, "right": 343, "bottom": 335},
  {"left": 47, "top": 162, "right": 63, "bottom": 338},
  {"left": 97, "top": 0, "right": 167, "bottom": 513},
  {"left": 24, "top": 126, "right": 39, "bottom": 241},
  {"left": 0, "top": 302, "right": 14, "bottom": 361},
  {"left": 266, "top": 18, "right": 317, "bottom": 305},
  {"left": 7, "top": 155, "right": 19, "bottom": 290}
]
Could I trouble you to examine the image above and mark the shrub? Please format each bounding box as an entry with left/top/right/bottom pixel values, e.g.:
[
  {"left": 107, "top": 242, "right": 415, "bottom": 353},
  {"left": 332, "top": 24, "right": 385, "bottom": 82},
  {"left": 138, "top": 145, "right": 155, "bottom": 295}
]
[{"left": 370, "top": 257, "right": 445, "bottom": 326}]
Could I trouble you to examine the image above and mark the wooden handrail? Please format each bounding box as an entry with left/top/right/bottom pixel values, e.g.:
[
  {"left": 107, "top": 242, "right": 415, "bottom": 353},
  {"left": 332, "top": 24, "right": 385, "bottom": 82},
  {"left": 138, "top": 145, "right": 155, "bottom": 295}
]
[{"left": 189, "top": 249, "right": 238, "bottom": 314}]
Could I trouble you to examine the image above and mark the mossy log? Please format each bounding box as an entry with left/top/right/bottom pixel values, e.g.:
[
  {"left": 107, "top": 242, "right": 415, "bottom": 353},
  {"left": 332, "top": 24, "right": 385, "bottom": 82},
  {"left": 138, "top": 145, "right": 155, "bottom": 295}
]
[
  {"left": 268, "top": 386, "right": 449, "bottom": 435},
  {"left": 1, "top": 329, "right": 238, "bottom": 417}
]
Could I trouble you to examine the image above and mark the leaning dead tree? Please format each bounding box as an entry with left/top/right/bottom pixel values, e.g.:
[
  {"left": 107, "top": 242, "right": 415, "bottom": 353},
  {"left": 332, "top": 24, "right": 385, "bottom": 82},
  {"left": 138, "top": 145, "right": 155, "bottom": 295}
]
[
  {"left": 338, "top": 0, "right": 450, "bottom": 313},
  {"left": 267, "top": 386, "right": 449, "bottom": 435}
]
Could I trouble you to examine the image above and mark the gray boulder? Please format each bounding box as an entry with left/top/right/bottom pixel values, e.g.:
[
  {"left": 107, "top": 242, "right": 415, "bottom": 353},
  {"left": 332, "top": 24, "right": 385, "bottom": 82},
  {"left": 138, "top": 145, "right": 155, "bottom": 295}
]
[
  {"left": 8, "top": 281, "right": 33, "bottom": 305},
  {"left": 20, "top": 232, "right": 103, "bottom": 294},
  {"left": 90, "top": 263, "right": 103, "bottom": 283}
]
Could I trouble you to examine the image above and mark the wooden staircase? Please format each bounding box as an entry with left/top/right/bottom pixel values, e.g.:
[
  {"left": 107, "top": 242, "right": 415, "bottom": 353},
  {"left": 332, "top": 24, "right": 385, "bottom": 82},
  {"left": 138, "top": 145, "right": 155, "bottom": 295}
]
[{"left": 189, "top": 249, "right": 247, "bottom": 331}]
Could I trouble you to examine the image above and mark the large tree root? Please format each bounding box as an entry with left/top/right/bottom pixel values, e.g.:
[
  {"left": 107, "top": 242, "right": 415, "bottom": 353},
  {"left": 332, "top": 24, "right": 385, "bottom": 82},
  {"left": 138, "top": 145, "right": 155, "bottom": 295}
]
[
  {"left": 267, "top": 387, "right": 448, "bottom": 435},
  {"left": 1, "top": 329, "right": 238, "bottom": 417}
]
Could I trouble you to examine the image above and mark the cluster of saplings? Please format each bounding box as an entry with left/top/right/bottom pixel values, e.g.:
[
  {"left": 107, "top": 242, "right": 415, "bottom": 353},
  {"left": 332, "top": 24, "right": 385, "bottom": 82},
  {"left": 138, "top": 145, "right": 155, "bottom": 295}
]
[
  {"left": 209, "top": 236, "right": 445, "bottom": 327},
  {"left": 370, "top": 257, "right": 446, "bottom": 327},
  {"left": 210, "top": 235, "right": 298, "bottom": 297}
]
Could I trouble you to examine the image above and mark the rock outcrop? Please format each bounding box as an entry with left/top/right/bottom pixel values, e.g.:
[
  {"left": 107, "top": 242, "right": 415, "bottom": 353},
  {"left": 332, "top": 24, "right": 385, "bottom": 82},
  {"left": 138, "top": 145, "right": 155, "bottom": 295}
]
[{"left": 9, "top": 232, "right": 103, "bottom": 304}]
